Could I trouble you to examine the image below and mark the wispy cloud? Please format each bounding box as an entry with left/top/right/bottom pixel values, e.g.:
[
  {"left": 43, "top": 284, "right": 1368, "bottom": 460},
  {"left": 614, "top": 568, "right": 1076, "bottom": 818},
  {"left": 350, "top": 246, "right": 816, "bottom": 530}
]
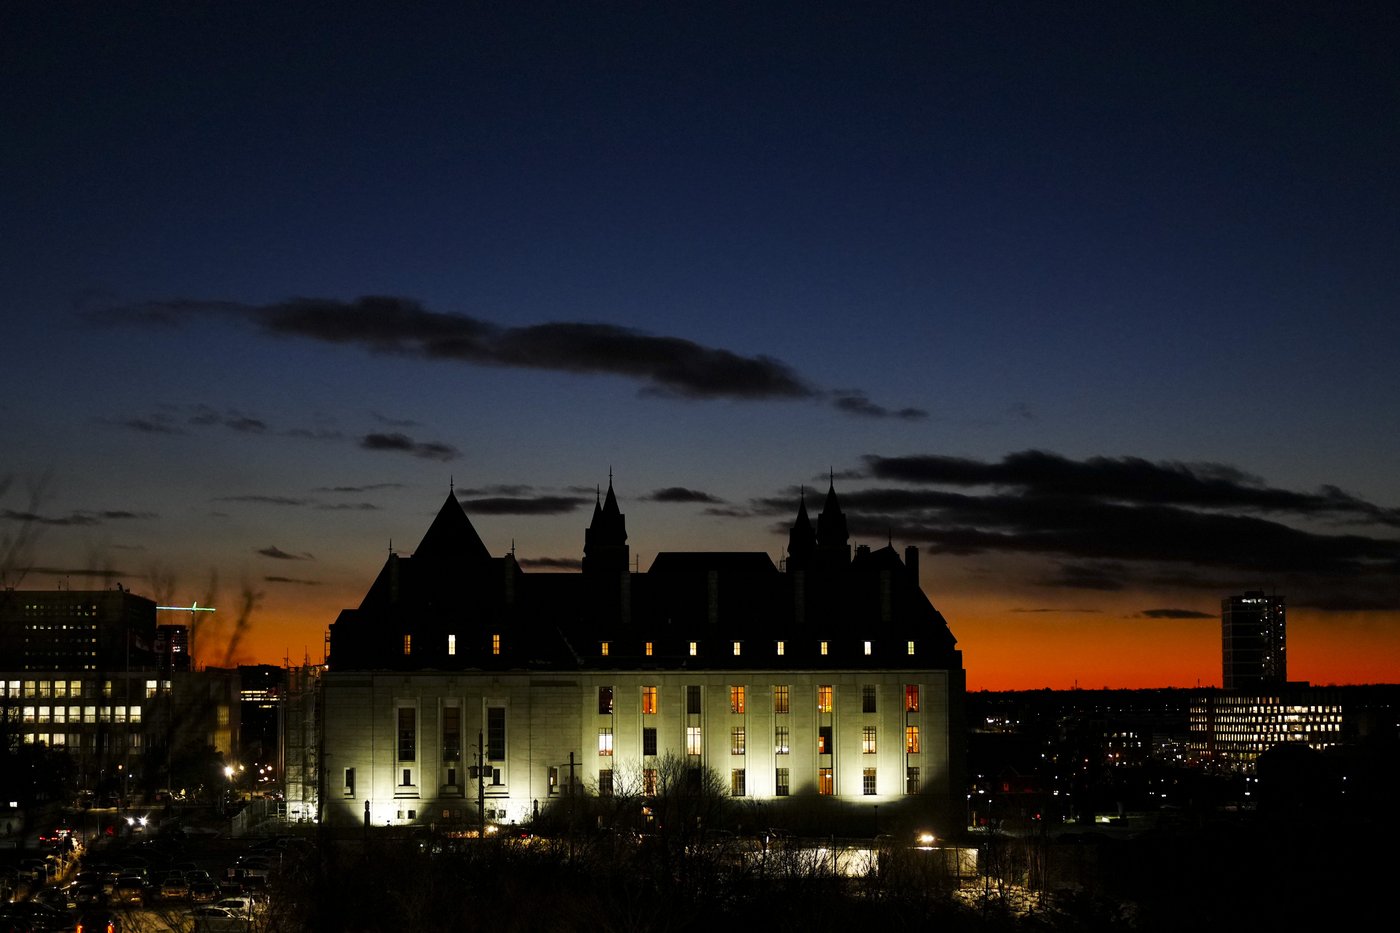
[
  {"left": 644, "top": 487, "right": 724, "bottom": 504},
  {"left": 1137, "top": 608, "right": 1215, "bottom": 619},
  {"left": 264, "top": 575, "right": 321, "bottom": 585},
  {"left": 360, "top": 432, "right": 459, "bottom": 461},
  {"left": 96, "top": 295, "right": 924, "bottom": 415},
  {"left": 257, "top": 545, "right": 313, "bottom": 560},
  {"left": 461, "top": 495, "right": 589, "bottom": 516},
  {"left": 1, "top": 509, "right": 154, "bottom": 526}
]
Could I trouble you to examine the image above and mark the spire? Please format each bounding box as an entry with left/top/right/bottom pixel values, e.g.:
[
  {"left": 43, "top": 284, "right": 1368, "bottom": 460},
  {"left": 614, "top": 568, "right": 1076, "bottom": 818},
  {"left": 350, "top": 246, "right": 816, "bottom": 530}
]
[
  {"left": 787, "top": 485, "right": 816, "bottom": 569},
  {"left": 584, "top": 472, "right": 629, "bottom": 573},
  {"left": 817, "top": 475, "right": 850, "bottom": 566}
]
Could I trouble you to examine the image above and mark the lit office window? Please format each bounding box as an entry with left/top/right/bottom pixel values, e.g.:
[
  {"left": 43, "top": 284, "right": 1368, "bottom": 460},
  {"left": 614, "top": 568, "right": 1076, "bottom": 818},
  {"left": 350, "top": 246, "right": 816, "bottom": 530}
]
[
  {"left": 732, "top": 641, "right": 741, "bottom": 656},
  {"left": 905, "top": 685, "right": 920, "bottom": 712},
  {"left": 641, "top": 686, "right": 657, "bottom": 714},
  {"left": 686, "top": 726, "right": 703, "bottom": 756},
  {"left": 862, "top": 726, "right": 877, "bottom": 754},
  {"left": 730, "top": 727, "right": 746, "bottom": 755},
  {"left": 817, "top": 685, "right": 833, "bottom": 713},
  {"left": 776, "top": 640, "right": 785, "bottom": 656},
  {"left": 447, "top": 634, "right": 456, "bottom": 656},
  {"left": 689, "top": 641, "right": 698, "bottom": 656},
  {"left": 402, "top": 635, "right": 411, "bottom": 656},
  {"left": 818, "top": 768, "right": 833, "bottom": 795},
  {"left": 905, "top": 725, "right": 920, "bottom": 754},
  {"left": 863, "top": 768, "right": 877, "bottom": 796},
  {"left": 863, "top": 640, "right": 872, "bottom": 656},
  {"left": 907, "top": 640, "right": 915, "bottom": 656},
  {"left": 644, "top": 641, "right": 653, "bottom": 656},
  {"left": 598, "top": 728, "right": 613, "bottom": 756},
  {"left": 775, "top": 725, "right": 790, "bottom": 754},
  {"left": 773, "top": 685, "right": 790, "bottom": 714},
  {"left": 492, "top": 633, "right": 501, "bottom": 655},
  {"left": 729, "top": 685, "right": 745, "bottom": 714},
  {"left": 819, "top": 640, "right": 828, "bottom": 656},
  {"left": 600, "top": 641, "right": 610, "bottom": 657}
]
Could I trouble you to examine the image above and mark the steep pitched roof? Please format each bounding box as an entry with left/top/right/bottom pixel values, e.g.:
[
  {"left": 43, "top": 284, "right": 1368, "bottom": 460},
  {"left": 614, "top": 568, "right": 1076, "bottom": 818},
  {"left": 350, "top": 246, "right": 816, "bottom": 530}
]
[{"left": 413, "top": 491, "right": 492, "bottom": 563}]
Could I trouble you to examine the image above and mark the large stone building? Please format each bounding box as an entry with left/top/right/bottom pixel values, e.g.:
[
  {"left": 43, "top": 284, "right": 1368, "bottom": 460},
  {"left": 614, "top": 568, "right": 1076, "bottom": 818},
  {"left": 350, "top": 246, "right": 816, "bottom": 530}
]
[{"left": 321, "top": 480, "right": 967, "bottom": 834}]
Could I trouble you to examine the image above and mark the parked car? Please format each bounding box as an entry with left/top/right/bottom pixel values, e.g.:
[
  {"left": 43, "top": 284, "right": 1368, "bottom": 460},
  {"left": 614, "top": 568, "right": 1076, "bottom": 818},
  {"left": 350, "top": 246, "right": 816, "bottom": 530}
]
[
  {"left": 188, "top": 880, "right": 221, "bottom": 904},
  {"left": 156, "top": 874, "right": 189, "bottom": 901},
  {"left": 111, "top": 875, "right": 145, "bottom": 906}
]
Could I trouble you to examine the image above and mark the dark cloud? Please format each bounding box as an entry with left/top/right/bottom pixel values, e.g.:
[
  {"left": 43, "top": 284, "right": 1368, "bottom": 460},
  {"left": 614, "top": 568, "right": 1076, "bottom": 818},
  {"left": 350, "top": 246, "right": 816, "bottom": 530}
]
[
  {"left": 99, "top": 296, "right": 925, "bottom": 413},
  {"left": 1138, "top": 608, "right": 1215, "bottom": 619},
  {"left": 315, "top": 483, "right": 404, "bottom": 493},
  {"left": 360, "top": 432, "right": 459, "bottom": 461},
  {"left": 456, "top": 485, "right": 535, "bottom": 497},
  {"left": 118, "top": 417, "right": 184, "bottom": 435},
  {"left": 830, "top": 391, "right": 928, "bottom": 420},
  {"left": 462, "top": 496, "right": 588, "bottom": 515},
  {"left": 517, "top": 556, "right": 582, "bottom": 570},
  {"left": 644, "top": 487, "right": 724, "bottom": 504},
  {"left": 749, "top": 451, "right": 1400, "bottom": 610},
  {"left": 1008, "top": 607, "right": 1103, "bottom": 614},
  {"left": 702, "top": 506, "right": 756, "bottom": 518},
  {"left": 264, "top": 575, "right": 321, "bottom": 585},
  {"left": 257, "top": 545, "right": 313, "bottom": 560},
  {"left": 22, "top": 566, "right": 127, "bottom": 579},
  {"left": 313, "top": 502, "right": 380, "bottom": 511},
  {"left": 1, "top": 508, "right": 151, "bottom": 526},
  {"left": 188, "top": 405, "right": 266, "bottom": 433}
]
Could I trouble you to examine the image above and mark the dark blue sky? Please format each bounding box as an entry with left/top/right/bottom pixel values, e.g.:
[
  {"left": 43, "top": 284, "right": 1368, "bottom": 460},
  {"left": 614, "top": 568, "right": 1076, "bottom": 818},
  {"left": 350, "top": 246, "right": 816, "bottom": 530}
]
[{"left": 4, "top": 2, "right": 1397, "bottom": 687}]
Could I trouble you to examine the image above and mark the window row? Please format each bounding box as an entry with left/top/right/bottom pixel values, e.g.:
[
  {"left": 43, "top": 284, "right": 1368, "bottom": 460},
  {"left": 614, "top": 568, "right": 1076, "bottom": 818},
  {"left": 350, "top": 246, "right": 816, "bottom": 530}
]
[
  {"left": 2, "top": 679, "right": 168, "bottom": 699},
  {"left": 599, "top": 683, "right": 922, "bottom": 715},
  {"left": 588, "top": 765, "right": 922, "bottom": 798},
  {"left": 598, "top": 724, "right": 920, "bottom": 756}
]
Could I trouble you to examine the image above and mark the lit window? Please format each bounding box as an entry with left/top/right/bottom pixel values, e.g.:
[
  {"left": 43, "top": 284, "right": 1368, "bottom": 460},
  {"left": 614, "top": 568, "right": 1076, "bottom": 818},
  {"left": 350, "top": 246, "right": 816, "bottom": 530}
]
[
  {"left": 643, "top": 768, "right": 658, "bottom": 796},
  {"left": 905, "top": 685, "right": 920, "bottom": 713},
  {"left": 817, "top": 685, "right": 833, "bottom": 713},
  {"left": 730, "top": 726, "right": 746, "bottom": 755},
  {"left": 641, "top": 686, "right": 657, "bottom": 714},
  {"left": 447, "top": 634, "right": 456, "bottom": 656},
  {"left": 818, "top": 726, "right": 832, "bottom": 755},
  {"left": 906, "top": 766, "right": 920, "bottom": 794},
  {"left": 818, "top": 767, "right": 833, "bottom": 795},
  {"left": 600, "top": 641, "right": 610, "bottom": 657},
  {"left": 598, "top": 728, "right": 613, "bottom": 756},
  {"left": 775, "top": 725, "right": 789, "bottom": 755},
  {"left": 863, "top": 768, "right": 877, "bottom": 795},
  {"left": 689, "top": 641, "right": 698, "bottom": 656},
  {"left": 862, "top": 726, "right": 877, "bottom": 754},
  {"left": 402, "top": 634, "right": 412, "bottom": 656},
  {"left": 774, "top": 685, "right": 790, "bottom": 714},
  {"left": 492, "top": 633, "right": 501, "bottom": 655},
  {"left": 645, "top": 641, "right": 653, "bottom": 656},
  {"left": 598, "top": 686, "right": 614, "bottom": 715},
  {"left": 731, "top": 768, "right": 746, "bottom": 796},
  {"left": 907, "top": 640, "right": 915, "bottom": 656},
  {"left": 686, "top": 726, "right": 702, "bottom": 756},
  {"left": 776, "top": 640, "right": 785, "bottom": 656},
  {"left": 729, "top": 685, "right": 745, "bottom": 714},
  {"left": 905, "top": 725, "right": 920, "bottom": 754},
  {"left": 863, "top": 640, "right": 872, "bottom": 656},
  {"left": 820, "top": 640, "right": 828, "bottom": 656},
  {"left": 732, "top": 641, "right": 741, "bottom": 656},
  {"left": 775, "top": 767, "right": 790, "bottom": 797}
]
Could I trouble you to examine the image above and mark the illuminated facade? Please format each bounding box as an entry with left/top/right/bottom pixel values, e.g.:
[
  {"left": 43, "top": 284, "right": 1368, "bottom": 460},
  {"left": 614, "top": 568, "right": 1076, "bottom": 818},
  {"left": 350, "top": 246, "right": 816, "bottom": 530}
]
[
  {"left": 1222, "top": 591, "right": 1286, "bottom": 690},
  {"left": 0, "top": 588, "right": 238, "bottom": 796},
  {"left": 1189, "top": 688, "right": 1346, "bottom": 772},
  {"left": 321, "top": 481, "right": 966, "bottom": 832}
]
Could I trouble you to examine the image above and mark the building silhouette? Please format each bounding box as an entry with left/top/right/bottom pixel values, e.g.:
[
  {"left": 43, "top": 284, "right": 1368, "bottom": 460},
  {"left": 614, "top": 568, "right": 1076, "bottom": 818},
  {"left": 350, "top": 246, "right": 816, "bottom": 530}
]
[
  {"left": 319, "top": 480, "right": 967, "bottom": 832},
  {"left": 1221, "top": 590, "right": 1285, "bottom": 690}
]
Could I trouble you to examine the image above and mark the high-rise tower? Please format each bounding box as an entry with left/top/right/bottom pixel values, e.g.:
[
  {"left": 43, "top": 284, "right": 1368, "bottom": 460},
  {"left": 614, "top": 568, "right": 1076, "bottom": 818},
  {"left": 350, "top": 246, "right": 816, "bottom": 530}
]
[{"left": 1221, "top": 591, "right": 1286, "bottom": 689}]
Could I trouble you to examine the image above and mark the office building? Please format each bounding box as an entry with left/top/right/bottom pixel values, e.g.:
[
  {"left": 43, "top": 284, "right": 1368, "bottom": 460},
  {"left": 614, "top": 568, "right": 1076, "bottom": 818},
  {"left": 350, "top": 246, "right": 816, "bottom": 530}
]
[{"left": 1222, "top": 591, "right": 1286, "bottom": 690}]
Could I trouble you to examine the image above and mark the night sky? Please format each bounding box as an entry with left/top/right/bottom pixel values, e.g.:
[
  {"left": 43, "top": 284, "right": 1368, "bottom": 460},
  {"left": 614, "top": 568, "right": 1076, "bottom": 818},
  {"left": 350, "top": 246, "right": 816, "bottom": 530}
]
[{"left": 4, "top": 3, "right": 1397, "bottom": 689}]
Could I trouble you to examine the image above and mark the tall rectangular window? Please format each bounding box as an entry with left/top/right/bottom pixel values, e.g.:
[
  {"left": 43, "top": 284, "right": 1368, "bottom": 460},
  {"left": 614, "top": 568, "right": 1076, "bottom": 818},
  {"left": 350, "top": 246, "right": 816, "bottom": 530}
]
[
  {"left": 863, "top": 768, "right": 877, "bottom": 795},
  {"left": 644, "top": 641, "right": 654, "bottom": 656},
  {"left": 906, "top": 766, "right": 921, "bottom": 794},
  {"left": 447, "top": 634, "right": 456, "bottom": 656},
  {"left": 862, "top": 684, "right": 877, "bottom": 713},
  {"left": 732, "top": 641, "right": 741, "bottom": 656},
  {"left": 730, "top": 726, "right": 746, "bottom": 755},
  {"left": 905, "top": 685, "right": 920, "bottom": 712},
  {"left": 642, "top": 727, "right": 657, "bottom": 756},
  {"left": 642, "top": 685, "right": 658, "bottom": 714},
  {"left": 817, "top": 685, "right": 833, "bottom": 713},
  {"left": 775, "top": 767, "right": 790, "bottom": 796},
  {"left": 818, "top": 767, "right": 833, "bottom": 795},
  {"left": 643, "top": 768, "right": 658, "bottom": 796},
  {"left": 397, "top": 707, "right": 416, "bottom": 762},
  {"left": 776, "top": 640, "right": 785, "bottom": 656},
  {"left": 729, "top": 685, "right": 745, "bottom": 714},
  {"left": 491, "top": 633, "right": 501, "bottom": 655},
  {"left": 686, "top": 685, "right": 701, "bottom": 714},
  {"left": 905, "top": 725, "right": 920, "bottom": 754},
  {"left": 598, "top": 769, "right": 614, "bottom": 797},
  {"left": 689, "top": 641, "right": 698, "bottom": 656},
  {"left": 442, "top": 706, "right": 461, "bottom": 762},
  {"left": 486, "top": 707, "right": 506, "bottom": 760},
  {"left": 819, "top": 640, "right": 828, "bottom": 656},
  {"left": 402, "top": 634, "right": 412, "bottom": 656},
  {"left": 686, "top": 726, "right": 703, "bottom": 756},
  {"left": 818, "top": 726, "right": 832, "bottom": 755},
  {"left": 862, "top": 726, "right": 877, "bottom": 754},
  {"left": 773, "top": 685, "right": 790, "bottom": 714},
  {"left": 598, "top": 686, "right": 614, "bottom": 715},
  {"left": 731, "top": 768, "right": 746, "bottom": 796},
  {"left": 600, "top": 641, "right": 610, "bottom": 657},
  {"left": 863, "top": 640, "right": 872, "bottom": 656},
  {"left": 344, "top": 768, "right": 355, "bottom": 795},
  {"left": 775, "top": 725, "right": 790, "bottom": 755},
  {"left": 598, "top": 727, "right": 614, "bottom": 756},
  {"left": 907, "top": 640, "right": 915, "bottom": 656}
]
